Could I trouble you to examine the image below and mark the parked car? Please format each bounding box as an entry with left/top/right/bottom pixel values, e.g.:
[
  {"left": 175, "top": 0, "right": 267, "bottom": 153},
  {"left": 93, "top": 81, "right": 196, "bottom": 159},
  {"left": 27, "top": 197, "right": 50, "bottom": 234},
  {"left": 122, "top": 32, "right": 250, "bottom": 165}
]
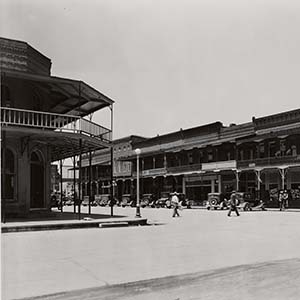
[
  {"left": 82, "top": 196, "right": 97, "bottom": 206},
  {"left": 235, "top": 192, "right": 266, "bottom": 211},
  {"left": 178, "top": 193, "right": 191, "bottom": 208},
  {"left": 121, "top": 194, "right": 132, "bottom": 207},
  {"left": 99, "top": 194, "right": 110, "bottom": 206},
  {"left": 65, "top": 196, "right": 74, "bottom": 206},
  {"left": 141, "top": 194, "right": 153, "bottom": 208},
  {"left": 155, "top": 192, "right": 171, "bottom": 208},
  {"left": 206, "top": 193, "right": 229, "bottom": 210}
]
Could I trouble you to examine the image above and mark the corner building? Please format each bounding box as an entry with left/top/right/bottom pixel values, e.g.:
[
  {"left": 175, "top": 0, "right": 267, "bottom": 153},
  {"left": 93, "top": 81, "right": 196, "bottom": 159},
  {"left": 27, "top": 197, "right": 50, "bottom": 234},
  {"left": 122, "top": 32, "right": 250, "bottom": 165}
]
[{"left": 1, "top": 37, "right": 113, "bottom": 217}]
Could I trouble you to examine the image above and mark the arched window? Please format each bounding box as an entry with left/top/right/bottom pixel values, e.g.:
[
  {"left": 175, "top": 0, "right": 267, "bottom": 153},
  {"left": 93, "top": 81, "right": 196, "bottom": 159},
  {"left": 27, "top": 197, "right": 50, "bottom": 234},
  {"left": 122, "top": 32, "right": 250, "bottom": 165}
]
[{"left": 1, "top": 148, "right": 16, "bottom": 200}]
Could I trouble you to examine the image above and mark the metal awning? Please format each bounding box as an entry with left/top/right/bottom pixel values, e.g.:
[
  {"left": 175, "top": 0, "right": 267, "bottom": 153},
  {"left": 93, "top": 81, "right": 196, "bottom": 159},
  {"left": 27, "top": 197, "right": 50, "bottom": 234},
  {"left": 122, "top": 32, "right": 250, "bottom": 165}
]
[
  {"left": 1, "top": 69, "right": 114, "bottom": 117},
  {"left": 3, "top": 126, "right": 111, "bottom": 161},
  {"left": 237, "top": 127, "right": 300, "bottom": 145}
]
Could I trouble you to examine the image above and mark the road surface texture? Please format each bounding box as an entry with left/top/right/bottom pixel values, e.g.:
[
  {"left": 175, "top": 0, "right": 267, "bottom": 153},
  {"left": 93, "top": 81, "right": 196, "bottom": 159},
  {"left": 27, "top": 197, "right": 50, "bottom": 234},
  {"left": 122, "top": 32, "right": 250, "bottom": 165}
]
[{"left": 2, "top": 207, "right": 300, "bottom": 299}]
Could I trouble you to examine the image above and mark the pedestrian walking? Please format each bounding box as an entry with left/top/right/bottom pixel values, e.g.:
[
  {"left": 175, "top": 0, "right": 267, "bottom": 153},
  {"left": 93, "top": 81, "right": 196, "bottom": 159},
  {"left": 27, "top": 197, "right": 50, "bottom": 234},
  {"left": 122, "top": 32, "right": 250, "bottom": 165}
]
[
  {"left": 227, "top": 192, "right": 240, "bottom": 217},
  {"left": 278, "top": 190, "right": 284, "bottom": 211},
  {"left": 171, "top": 192, "right": 180, "bottom": 217}
]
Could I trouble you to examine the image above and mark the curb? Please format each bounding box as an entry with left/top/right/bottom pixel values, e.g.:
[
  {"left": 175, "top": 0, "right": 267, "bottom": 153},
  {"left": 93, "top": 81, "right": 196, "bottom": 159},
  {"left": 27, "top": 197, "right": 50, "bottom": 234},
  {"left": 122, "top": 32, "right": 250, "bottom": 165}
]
[{"left": 1, "top": 218, "right": 148, "bottom": 233}]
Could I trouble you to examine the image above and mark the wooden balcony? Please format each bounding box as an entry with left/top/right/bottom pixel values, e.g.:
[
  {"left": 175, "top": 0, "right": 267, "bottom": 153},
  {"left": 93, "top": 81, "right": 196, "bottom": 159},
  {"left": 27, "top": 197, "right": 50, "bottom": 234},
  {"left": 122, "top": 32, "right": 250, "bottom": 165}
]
[
  {"left": 202, "top": 160, "right": 237, "bottom": 171},
  {"left": 133, "top": 167, "right": 167, "bottom": 177},
  {"left": 1, "top": 107, "right": 111, "bottom": 142},
  {"left": 167, "top": 163, "right": 202, "bottom": 174},
  {"left": 238, "top": 155, "right": 300, "bottom": 169}
]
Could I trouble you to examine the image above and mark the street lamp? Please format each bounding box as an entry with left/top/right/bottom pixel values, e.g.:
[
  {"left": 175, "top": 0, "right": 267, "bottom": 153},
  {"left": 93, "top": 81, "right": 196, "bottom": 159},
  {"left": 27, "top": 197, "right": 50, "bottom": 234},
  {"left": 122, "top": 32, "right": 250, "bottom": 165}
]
[{"left": 135, "top": 148, "right": 141, "bottom": 217}]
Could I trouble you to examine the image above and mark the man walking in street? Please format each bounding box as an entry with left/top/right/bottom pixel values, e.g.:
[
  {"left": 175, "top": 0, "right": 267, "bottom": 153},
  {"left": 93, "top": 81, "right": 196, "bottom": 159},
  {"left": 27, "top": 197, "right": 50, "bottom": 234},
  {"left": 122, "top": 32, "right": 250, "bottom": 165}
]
[
  {"left": 227, "top": 192, "right": 240, "bottom": 217},
  {"left": 171, "top": 192, "right": 180, "bottom": 217}
]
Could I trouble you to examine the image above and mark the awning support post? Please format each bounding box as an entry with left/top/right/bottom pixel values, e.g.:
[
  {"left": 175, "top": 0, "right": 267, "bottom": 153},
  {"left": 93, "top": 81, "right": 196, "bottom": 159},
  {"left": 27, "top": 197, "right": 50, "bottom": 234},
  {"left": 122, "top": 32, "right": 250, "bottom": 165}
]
[
  {"left": 73, "top": 155, "right": 76, "bottom": 214},
  {"left": 278, "top": 168, "right": 287, "bottom": 190},
  {"left": 110, "top": 104, "right": 114, "bottom": 217},
  {"left": 2, "top": 130, "right": 6, "bottom": 223},
  {"left": 60, "top": 159, "right": 63, "bottom": 212},
  {"left": 255, "top": 169, "right": 262, "bottom": 200},
  {"left": 78, "top": 138, "right": 82, "bottom": 220},
  {"left": 235, "top": 170, "right": 241, "bottom": 191},
  {"left": 88, "top": 150, "right": 92, "bottom": 215}
]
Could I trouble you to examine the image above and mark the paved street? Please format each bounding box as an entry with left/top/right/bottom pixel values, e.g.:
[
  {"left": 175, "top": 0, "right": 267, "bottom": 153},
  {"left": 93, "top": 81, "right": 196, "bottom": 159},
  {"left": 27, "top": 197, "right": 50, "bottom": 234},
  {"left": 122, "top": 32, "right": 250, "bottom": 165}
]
[{"left": 2, "top": 207, "right": 300, "bottom": 299}]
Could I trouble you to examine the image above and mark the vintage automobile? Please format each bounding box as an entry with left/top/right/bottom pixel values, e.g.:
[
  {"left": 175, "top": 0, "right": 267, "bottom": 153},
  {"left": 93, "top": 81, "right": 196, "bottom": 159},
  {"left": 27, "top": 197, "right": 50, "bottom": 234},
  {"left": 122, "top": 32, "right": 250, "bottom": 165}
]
[
  {"left": 140, "top": 194, "right": 153, "bottom": 208},
  {"left": 178, "top": 193, "right": 191, "bottom": 208},
  {"left": 206, "top": 193, "right": 229, "bottom": 210},
  {"left": 82, "top": 195, "right": 97, "bottom": 206},
  {"left": 235, "top": 192, "right": 266, "bottom": 211},
  {"left": 155, "top": 192, "right": 171, "bottom": 208},
  {"left": 121, "top": 194, "right": 133, "bottom": 207},
  {"left": 98, "top": 194, "right": 110, "bottom": 206}
]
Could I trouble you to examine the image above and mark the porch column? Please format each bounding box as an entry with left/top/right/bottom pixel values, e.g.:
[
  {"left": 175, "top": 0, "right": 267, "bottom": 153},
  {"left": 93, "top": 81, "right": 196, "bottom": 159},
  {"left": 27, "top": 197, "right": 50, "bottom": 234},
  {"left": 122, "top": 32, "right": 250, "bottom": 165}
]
[
  {"left": 218, "top": 174, "right": 222, "bottom": 193},
  {"left": 96, "top": 182, "right": 99, "bottom": 195},
  {"left": 73, "top": 155, "right": 76, "bottom": 213},
  {"left": 78, "top": 138, "right": 82, "bottom": 220},
  {"left": 153, "top": 157, "right": 156, "bottom": 169},
  {"left": 235, "top": 170, "right": 241, "bottom": 191},
  {"left": 182, "top": 176, "right": 186, "bottom": 195},
  {"left": 164, "top": 153, "right": 167, "bottom": 168},
  {"left": 60, "top": 159, "right": 63, "bottom": 212},
  {"left": 211, "top": 179, "right": 215, "bottom": 193},
  {"left": 2, "top": 130, "right": 6, "bottom": 223},
  {"left": 110, "top": 145, "right": 114, "bottom": 217},
  {"left": 255, "top": 169, "right": 262, "bottom": 200},
  {"left": 88, "top": 151, "right": 92, "bottom": 215},
  {"left": 278, "top": 167, "right": 287, "bottom": 190}
]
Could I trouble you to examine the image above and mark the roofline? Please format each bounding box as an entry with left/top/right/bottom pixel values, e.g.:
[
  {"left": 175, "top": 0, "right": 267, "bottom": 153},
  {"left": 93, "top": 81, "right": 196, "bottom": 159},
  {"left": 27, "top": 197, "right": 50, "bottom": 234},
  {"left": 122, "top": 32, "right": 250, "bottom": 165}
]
[
  {"left": 112, "top": 135, "right": 148, "bottom": 143},
  {"left": 1, "top": 69, "right": 115, "bottom": 106},
  {"left": 0, "top": 37, "right": 51, "bottom": 62}
]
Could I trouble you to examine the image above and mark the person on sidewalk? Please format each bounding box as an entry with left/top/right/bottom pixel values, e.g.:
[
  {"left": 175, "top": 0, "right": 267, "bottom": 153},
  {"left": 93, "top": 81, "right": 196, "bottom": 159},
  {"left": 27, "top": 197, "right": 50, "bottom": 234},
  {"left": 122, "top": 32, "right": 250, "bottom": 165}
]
[
  {"left": 171, "top": 192, "right": 180, "bottom": 217},
  {"left": 227, "top": 192, "right": 240, "bottom": 217}
]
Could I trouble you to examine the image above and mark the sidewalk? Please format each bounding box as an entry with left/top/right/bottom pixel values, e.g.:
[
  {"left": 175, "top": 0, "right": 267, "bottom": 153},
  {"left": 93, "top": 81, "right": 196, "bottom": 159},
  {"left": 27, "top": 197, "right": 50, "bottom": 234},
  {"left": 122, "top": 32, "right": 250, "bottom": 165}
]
[{"left": 1, "top": 210, "right": 147, "bottom": 233}]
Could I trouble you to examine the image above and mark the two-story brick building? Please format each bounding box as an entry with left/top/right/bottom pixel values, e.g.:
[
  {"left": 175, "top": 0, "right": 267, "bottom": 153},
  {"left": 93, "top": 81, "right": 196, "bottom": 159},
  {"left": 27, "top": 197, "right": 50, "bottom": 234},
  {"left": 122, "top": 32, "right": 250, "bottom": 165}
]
[
  {"left": 118, "top": 109, "right": 300, "bottom": 207},
  {"left": 80, "top": 135, "right": 146, "bottom": 200}
]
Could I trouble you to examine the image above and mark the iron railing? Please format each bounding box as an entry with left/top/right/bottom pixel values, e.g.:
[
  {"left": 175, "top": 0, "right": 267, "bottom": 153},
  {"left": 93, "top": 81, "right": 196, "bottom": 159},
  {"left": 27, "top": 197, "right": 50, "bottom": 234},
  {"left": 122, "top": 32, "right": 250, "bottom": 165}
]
[
  {"left": 167, "top": 163, "right": 202, "bottom": 174},
  {"left": 0, "top": 107, "right": 111, "bottom": 142},
  {"left": 238, "top": 155, "right": 300, "bottom": 168}
]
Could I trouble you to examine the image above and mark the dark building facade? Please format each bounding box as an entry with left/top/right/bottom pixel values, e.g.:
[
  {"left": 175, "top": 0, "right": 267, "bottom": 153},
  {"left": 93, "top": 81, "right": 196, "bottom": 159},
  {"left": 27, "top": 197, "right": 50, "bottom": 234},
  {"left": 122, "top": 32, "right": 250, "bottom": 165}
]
[{"left": 85, "top": 108, "right": 300, "bottom": 207}]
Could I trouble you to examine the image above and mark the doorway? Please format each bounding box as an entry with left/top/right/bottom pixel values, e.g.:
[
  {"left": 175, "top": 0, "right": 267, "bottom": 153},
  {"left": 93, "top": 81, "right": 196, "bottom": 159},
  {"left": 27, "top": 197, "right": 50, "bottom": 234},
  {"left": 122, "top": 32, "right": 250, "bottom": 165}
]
[{"left": 30, "top": 151, "right": 45, "bottom": 208}]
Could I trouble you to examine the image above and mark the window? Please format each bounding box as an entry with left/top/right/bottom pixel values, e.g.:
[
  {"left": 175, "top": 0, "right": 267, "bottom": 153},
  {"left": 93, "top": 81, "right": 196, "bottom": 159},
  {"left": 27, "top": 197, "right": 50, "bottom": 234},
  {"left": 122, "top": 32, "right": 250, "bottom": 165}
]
[
  {"left": 269, "top": 141, "right": 276, "bottom": 157},
  {"left": 188, "top": 153, "right": 193, "bottom": 164},
  {"left": 207, "top": 150, "right": 213, "bottom": 162},
  {"left": 259, "top": 143, "right": 265, "bottom": 158},
  {"left": 1, "top": 148, "right": 16, "bottom": 200}
]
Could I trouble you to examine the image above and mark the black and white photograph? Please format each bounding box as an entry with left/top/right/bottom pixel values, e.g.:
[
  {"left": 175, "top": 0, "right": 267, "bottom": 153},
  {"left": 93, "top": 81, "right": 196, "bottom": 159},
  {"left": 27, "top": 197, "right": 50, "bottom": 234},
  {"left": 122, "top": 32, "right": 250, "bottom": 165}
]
[{"left": 1, "top": 1, "right": 300, "bottom": 299}]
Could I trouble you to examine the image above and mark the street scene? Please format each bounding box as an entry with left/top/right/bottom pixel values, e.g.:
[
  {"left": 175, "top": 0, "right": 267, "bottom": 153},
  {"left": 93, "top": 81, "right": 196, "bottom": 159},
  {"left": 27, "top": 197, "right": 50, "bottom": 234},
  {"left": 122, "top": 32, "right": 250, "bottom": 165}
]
[
  {"left": 1, "top": 0, "right": 300, "bottom": 299},
  {"left": 2, "top": 206, "right": 300, "bottom": 300}
]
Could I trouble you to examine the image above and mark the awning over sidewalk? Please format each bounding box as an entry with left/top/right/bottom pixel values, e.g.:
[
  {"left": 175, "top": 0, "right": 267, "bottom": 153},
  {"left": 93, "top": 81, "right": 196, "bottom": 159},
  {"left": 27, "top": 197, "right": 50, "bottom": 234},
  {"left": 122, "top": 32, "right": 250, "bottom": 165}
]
[{"left": 3, "top": 126, "right": 111, "bottom": 161}]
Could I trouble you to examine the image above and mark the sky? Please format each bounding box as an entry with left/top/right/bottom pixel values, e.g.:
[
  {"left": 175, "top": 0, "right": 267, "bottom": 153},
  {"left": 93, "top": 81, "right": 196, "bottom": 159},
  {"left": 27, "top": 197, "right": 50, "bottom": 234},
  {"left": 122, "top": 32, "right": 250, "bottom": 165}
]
[{"left": 1, "top": 0, "right": 300, "bottom": 139}]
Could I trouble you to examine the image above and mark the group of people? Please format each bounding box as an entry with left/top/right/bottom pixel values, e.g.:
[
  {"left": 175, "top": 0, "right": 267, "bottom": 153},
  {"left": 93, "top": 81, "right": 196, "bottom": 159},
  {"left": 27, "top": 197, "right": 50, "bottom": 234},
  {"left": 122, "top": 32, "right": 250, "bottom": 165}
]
[
  {"left": 170, "top": 191, "right": 241, "bottom": 218},
  {"left": 278, "top": 190, "right": 289, "bottom": 211}
]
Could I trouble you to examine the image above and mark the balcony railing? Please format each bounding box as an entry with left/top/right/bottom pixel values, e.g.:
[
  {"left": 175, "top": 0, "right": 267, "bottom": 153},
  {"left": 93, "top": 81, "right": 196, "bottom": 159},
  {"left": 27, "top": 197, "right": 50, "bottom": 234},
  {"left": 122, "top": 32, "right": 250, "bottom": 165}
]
[
  {"left": 202, "top": 160, "right": 237, "bottom": 171},
  {"left": 1, "top": 107, "right": 112, "bottom": 142},
  {"left": 167, "top": 163, "right": 202, "bottom": 174},
  {"left": 133, "top": 167, "right": 167, "bottom": 177},
  {"left": 238, "top": 155, "right": 300, "bottom": 168}
]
